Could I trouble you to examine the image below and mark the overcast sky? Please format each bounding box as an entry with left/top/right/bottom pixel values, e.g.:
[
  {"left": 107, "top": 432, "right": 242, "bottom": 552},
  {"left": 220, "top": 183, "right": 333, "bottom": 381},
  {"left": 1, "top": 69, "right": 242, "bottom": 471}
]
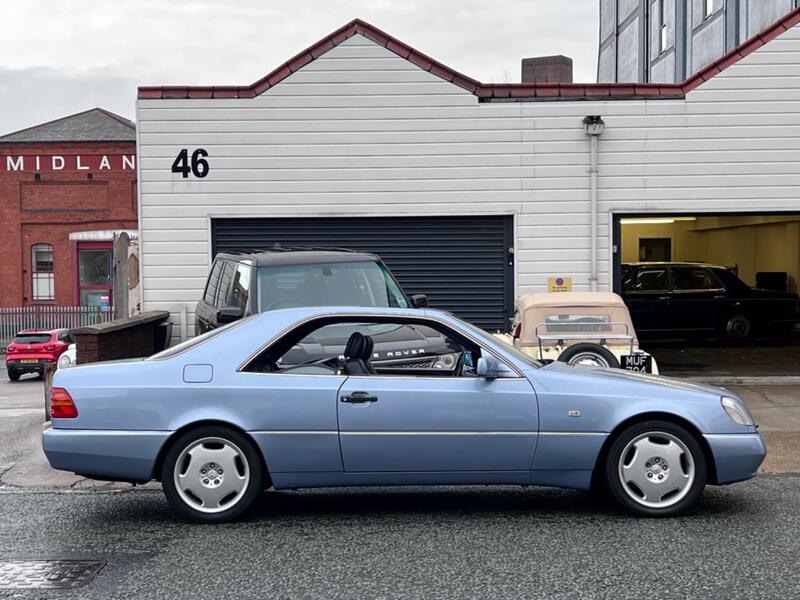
[{"left": 0, "top": 1, "right": 598, "bottom": 136}]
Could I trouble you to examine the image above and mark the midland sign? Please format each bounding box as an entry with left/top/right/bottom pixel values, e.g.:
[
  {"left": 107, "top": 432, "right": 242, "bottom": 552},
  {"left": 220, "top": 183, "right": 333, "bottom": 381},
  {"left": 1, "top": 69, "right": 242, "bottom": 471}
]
[{"left": 1, "top": 154, "right": 136, "bottom": 172}]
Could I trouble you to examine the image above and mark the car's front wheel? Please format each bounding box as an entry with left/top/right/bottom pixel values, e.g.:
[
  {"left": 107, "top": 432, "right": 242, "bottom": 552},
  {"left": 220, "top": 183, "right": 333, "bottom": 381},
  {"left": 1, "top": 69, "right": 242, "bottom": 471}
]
[
  {"left": 725, "top": 314, "right": 753, "bottom": 342},
  {"left": 161, "top": 426, "right": 264, "bottom": 523},
  {"left": 605, "top": 420, "right": 706, "bottom": 517}
]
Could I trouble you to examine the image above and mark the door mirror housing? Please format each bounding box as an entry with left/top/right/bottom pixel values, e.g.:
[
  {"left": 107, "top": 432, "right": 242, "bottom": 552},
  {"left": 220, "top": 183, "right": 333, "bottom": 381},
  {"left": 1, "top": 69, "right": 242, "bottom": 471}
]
[
  {"left": 476, "top": 355, "right": 500, "bottom": 379},
  {"left": 216, "top": 306, "right": 243, "bottom": 324},
  {"left": 410, "top": 294, "right": 429, "bottom": 308}
]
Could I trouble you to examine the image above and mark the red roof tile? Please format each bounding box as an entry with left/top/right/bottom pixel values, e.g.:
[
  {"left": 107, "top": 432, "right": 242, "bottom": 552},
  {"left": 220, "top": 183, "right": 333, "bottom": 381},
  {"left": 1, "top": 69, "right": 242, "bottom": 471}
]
[{"left": 138, "top": 9, "right": 800, "bottom": 101}]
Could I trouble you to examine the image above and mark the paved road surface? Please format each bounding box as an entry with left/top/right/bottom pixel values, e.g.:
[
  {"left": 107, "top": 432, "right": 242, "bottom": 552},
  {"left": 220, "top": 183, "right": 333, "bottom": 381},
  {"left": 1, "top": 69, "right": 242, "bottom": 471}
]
[{"left": 1, "top": 477, "right": 799, "bottom": 599}]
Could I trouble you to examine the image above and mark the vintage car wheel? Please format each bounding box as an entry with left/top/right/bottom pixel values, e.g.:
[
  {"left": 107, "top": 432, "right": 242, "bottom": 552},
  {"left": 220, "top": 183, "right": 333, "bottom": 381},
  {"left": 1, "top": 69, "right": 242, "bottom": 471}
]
[
  {"left": 162, "top": 426, "right": 264, "bottom": 523},
  {"left": 558, "top": 343, "right": 620, "bottom": 369},
  {"left": 605, "top": 420, "right": 706, "bottom": 517},
  {"left": 725, "top": 314, "right": 753, "bottom": 342}
]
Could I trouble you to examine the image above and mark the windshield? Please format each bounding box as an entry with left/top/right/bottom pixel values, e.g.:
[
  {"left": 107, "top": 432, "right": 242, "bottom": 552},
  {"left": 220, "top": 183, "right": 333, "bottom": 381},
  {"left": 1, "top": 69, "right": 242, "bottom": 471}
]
[
  {"left": 257, "top": 261, "right": 408, "bottom": 311},
  {"left": 453, "top": 317, "right": 542, "bottom": 369},
  {"left": 13, "top": 333, "right": 52, "bottom": 344}
]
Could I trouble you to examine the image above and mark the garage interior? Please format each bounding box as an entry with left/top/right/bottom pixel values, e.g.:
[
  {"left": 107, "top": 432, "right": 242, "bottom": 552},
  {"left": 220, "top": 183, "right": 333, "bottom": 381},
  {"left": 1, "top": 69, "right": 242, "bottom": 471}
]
[{"left": 615, "top": 212, "right": 800, "bottom": 377}]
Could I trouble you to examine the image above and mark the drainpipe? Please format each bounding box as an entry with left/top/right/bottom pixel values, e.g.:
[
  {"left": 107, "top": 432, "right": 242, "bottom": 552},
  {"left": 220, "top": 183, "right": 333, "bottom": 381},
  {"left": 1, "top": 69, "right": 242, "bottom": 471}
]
[{"left": 583, "top": 115, "right": 605, "bottom": 291}]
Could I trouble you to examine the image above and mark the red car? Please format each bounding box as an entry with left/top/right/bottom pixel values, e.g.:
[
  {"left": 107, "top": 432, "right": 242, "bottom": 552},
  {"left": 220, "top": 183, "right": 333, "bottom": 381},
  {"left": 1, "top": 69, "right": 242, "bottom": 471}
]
[{"left": 5, "top": 329, "right": 73, "bottom": 381}]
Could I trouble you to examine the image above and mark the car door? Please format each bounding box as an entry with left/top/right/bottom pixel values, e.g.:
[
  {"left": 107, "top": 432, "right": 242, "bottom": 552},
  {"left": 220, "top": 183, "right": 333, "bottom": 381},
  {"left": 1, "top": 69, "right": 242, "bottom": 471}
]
[
  {"left": 621, "top": 265, "right": 672, "bottom": 333},
  {"left": 667, "top": 266, "right": 726, "bottom": 333},
  {"left": 336, "top": 321, "right": 539, "bottom": 473}
]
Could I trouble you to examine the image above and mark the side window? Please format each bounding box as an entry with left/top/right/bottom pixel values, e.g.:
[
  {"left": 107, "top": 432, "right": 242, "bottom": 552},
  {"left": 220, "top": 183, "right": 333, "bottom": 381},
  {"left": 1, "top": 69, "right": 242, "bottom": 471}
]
[
  {"left": 625, "top": 268, "right": 669, "bottom": 292},
  {"left": 226, "top": 263, "right": 252, "bottom": 311},
  {"left": 246, "top": 319, "right": 481, "bottom": 378},
  {"left": 672, "top": 267, "right": 719, "bottom": 291},
  {"left": 215, "top": 261, "right": 236, "bottom": 308},
  {"left": 203, "top": 260, "right": 223, "bottom": 305}
]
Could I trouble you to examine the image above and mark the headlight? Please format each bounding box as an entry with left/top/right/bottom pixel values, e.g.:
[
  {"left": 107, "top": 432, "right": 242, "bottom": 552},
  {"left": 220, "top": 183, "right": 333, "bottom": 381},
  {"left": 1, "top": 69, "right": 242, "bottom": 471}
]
[
  {"left": 57, "top": 354, "right": 72, "bottom": 369},
  {"left": 721, "top": 396, "right": 755, "bottom": 426},
  {"left": 432, "top": 352, "right": 459, "bottom": 370}
]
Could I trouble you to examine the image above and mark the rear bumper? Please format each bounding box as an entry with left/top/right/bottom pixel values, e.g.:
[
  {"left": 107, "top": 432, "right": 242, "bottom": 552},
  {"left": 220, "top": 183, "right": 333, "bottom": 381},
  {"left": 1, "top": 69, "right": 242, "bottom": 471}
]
[
  {"left": 6, "top": 359, "right": 53, "bottom": 374},
  {"left": 42, "top": 427, "right": 170, "bottom": 483},
  {"left": 704, "top": 433, "right": 767, "bottom": 485}
]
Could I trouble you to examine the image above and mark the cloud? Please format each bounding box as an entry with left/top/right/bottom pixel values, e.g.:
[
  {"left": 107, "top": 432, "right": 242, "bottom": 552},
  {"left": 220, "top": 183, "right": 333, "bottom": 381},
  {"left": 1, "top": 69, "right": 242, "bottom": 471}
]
[
  {"left": 0, "top": 67, "right": 138, "bottom": 136},
  {"left": 0, "top": 1, "right": 599, "bottom": 134}
]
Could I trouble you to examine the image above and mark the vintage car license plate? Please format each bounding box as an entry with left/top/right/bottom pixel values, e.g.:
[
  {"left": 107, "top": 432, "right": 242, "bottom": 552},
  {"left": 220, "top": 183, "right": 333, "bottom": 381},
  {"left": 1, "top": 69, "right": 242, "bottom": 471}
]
[
  {"left": 19, "top": 359, "right": 39, "bottom": 364},
  {"left": 621, "top": 354, "right": 652, "bottom": 373}
]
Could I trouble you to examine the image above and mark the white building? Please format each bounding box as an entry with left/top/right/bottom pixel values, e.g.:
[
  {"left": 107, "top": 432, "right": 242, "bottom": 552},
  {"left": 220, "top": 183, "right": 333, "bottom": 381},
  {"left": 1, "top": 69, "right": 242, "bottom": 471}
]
[{"left": 137, "top": 11, "right": 800, "bottom": 337}]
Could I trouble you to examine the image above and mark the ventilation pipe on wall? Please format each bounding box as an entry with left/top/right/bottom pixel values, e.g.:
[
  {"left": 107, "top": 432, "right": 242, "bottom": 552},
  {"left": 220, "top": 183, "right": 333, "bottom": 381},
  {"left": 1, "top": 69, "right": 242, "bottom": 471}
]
[{"left": 583, "top": 116, "right": 605, "bottom": 291}]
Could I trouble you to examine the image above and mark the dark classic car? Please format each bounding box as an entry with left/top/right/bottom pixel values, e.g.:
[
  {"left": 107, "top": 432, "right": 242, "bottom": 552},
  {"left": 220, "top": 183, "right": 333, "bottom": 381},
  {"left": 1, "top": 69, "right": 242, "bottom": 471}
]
[{"left": 621, "top": 262, "right": 800, "bottom": 341}]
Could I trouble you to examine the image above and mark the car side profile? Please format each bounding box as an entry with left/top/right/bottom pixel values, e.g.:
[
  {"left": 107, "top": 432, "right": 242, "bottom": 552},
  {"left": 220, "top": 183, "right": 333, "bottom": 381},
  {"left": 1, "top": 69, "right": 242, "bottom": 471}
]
[
  {"left": 621, "top": 262, "right": 800, "bottom": 341},
  {"left": 43, "top": 306, "right": 765, "bottom": 523}
]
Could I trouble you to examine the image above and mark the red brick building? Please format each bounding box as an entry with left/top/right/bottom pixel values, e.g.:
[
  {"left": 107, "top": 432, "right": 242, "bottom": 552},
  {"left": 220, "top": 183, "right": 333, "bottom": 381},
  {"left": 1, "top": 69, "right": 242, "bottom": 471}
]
[{"left": 0, "top": 108, "right": 137, "bottom": 308}]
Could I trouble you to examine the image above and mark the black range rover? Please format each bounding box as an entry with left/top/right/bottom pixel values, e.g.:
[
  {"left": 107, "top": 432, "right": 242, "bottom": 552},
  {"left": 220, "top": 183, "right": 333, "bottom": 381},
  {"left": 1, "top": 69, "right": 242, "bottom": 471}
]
[
  {"left": 195, "top": 249, "right": 464, "bottom": 373},
  {"left": 621, "top": 262, "right": 800, "bottom": 341}
]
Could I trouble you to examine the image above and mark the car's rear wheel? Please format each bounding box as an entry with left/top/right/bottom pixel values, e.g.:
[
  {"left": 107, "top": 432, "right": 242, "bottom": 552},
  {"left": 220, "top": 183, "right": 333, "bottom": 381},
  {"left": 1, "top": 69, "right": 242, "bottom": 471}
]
[
  {"left": 558, "top": 343, "right": 620, "bottom": 369},
  {"left": 7, "top": 370, "right": 20, "bottom": 381},
  {"left": 161, "top": 426, "right": 263, "bottom": 523},
  {"left": 725, "top": 314, "right": 752, "bottom": 342},
  {"left": 605, "top": 420, "right": 706, "bottom": 517}
]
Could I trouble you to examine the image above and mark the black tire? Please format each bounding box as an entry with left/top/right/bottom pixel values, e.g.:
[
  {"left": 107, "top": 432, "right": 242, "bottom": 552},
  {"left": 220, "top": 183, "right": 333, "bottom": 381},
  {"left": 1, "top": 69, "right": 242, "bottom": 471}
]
[
  {"left": 604, "top": 420, "right": 706, "bottom": 517},
  {"left": 7, "top": 370, "right": 20, "bottom": 381},
  {"left": 558, "top": 343, "right": 620, "bottom": 369},
  {"left": 161, "top": 425, "right": 264, "bottom": 523},
  {"left": 724, "top": 314, "right": 753, "bottom": 342}
]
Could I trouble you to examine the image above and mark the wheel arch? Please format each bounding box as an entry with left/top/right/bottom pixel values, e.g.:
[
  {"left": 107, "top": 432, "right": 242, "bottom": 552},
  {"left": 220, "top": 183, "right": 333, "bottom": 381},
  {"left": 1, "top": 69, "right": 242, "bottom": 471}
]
[
  {"left": 151, "top": 419, "right": 272, "bottom": 488},
  {"left": 590, "top": 411, "right": 718, "bottom": 487}
]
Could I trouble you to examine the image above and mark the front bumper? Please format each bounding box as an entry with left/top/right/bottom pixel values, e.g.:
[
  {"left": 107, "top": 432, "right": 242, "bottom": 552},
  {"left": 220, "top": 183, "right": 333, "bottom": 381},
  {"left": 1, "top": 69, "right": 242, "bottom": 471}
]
[
  {"left": 704, "top": 432, "right": 767, "bottom": 485},
  {"left": 42, "top": 427, "right": 170, "bottom": 483}
]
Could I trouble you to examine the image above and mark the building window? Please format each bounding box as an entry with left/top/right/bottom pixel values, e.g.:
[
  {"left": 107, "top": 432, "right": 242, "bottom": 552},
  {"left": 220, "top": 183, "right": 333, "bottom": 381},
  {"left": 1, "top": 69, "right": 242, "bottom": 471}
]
[
  {"left": 77, "top": 242, "right": 113, "bottom": 308},
  {"left": 659, "top": 0, "right": 668, "bottom": 52},
  {"left": 32, "top": 244, "right": 55, "bottom": 302},
  {"left": 704, "top": 0, "right": 716, "bottom": 18}
]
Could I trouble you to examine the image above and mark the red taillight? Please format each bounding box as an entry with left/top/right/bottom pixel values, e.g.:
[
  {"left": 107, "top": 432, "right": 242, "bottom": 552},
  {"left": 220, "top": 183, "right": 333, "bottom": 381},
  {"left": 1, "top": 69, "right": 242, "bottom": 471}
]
[
  {"left": 45, "top": 345, "right": 55, "bottom": 351},
  {"left": 6, "top": 344, "right": 16, "bottom": 353},
  {"left": 50, "top": 388, "right": 78, "bottom": 419},
  {"left": 512, "top": 323, "right": 522, "bottom": 339}
]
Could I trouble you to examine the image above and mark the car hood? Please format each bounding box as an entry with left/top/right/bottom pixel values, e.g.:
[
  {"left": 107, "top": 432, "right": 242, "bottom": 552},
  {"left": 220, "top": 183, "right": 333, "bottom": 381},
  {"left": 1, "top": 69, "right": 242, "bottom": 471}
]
[{"left": 538, "top": 360, "right": 726, "bottom": 397}]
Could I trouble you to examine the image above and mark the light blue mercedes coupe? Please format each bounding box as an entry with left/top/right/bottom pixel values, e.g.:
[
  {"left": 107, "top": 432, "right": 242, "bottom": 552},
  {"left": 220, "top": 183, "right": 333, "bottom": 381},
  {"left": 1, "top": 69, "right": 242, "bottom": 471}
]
[{"left": 43, "top": 306, "right": 766, "bottom": 522}]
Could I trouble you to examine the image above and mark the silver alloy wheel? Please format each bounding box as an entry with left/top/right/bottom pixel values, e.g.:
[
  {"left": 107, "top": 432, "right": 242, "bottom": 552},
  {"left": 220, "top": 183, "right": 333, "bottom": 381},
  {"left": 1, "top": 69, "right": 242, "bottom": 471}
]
[
  {"left": 173, "top": 436, "right": 250, "bottom": 514},
  {"left": 567, "top": 352, "right": 610, "bottom": 368},
  {"left": 726, "top": 315, "right": 751, "bottom": 340},
  {"left": 617, "top": 432, "right": 695, "bottom": 509}
]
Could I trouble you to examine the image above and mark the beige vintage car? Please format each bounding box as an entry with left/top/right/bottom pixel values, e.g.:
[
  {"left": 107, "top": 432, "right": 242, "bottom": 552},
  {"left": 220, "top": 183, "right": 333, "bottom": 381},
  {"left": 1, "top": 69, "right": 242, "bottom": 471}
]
[{"left": 497, "top": 292, "right": 659, "bottom": 374}]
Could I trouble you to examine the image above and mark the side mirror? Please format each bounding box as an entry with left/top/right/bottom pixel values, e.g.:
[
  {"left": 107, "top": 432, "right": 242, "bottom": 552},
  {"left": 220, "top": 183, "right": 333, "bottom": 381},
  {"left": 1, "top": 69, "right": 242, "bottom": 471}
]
[
  {"left": 216, "top": 306, "right": 243, "bottom": 324},
  {"left": 476, "top": 355, "right": 499, "bottom": 379},
  {"left": 410, "top": 294, "right": 429, "bottom": 308}
]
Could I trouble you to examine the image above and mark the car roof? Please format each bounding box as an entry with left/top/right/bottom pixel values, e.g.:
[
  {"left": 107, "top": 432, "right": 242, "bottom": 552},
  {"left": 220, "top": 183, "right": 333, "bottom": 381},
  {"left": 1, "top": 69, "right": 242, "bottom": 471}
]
[
  {"left": 622, "top": 261, "right": 724, "bottom": 269},
  {"left": 215, "top": 249, "right": 381, "bottom": 268},
  {"left": 516, "top": 292, "right": 626, "bottom": 309},
  {"left": 17, "top": 328, "right": 64, "bottom": 335},
  {"left": 251, "top": 305, "right": 440, "bottom": 323}
]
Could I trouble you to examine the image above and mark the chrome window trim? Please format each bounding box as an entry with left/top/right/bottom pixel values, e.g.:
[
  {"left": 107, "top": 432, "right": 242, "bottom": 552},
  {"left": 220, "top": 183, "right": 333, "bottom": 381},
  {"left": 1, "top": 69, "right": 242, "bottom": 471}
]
[{"left": 237, "top": 312, "right": 525, "bottom": 378}]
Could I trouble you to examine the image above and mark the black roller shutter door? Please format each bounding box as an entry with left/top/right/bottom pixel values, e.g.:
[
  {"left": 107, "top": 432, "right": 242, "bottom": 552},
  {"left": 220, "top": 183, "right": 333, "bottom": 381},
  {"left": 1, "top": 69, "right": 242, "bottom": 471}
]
[{"left": 212, "top": 216, "right": 513, "bottom": 331}]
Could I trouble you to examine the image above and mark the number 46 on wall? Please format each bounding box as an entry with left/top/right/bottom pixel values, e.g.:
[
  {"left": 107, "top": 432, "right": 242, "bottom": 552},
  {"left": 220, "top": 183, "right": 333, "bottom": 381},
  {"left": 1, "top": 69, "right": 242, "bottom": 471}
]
[{"left": 171, "top": 148, "right": 209, "bottom": 178}]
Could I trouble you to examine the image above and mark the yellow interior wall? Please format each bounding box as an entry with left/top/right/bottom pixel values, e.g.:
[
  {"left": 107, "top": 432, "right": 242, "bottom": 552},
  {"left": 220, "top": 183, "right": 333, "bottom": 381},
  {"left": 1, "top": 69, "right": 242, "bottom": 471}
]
[{"left": 621, "top": 216, "right": 800, "bottom": 293}]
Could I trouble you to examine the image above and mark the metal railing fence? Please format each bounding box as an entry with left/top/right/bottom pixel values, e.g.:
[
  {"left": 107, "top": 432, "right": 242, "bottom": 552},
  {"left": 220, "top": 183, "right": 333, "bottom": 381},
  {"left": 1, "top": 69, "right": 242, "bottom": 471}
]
[{"left": 0, "top": 306, "right": 113, "bottom": 351}]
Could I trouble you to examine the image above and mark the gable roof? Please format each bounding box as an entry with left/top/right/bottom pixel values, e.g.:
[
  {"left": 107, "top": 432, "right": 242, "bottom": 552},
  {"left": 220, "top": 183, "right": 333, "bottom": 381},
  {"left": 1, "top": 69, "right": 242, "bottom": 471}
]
[
  {"left": 0, "top": 107, "right": 135, "bottom": 143},
  {"left": 139, "top": 10, "right": 800, "bottom": 102}
]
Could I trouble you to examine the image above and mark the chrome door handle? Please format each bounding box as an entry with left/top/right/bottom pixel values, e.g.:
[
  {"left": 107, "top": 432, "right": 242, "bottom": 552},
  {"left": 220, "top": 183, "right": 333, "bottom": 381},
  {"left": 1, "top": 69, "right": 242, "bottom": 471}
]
[{"left": 341, "top": 392, "right": 378, "bottom": 404}]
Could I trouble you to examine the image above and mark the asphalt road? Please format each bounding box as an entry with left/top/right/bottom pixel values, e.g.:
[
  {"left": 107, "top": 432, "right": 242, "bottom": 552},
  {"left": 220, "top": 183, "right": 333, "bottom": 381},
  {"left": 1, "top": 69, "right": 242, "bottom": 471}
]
[{"left": 1, "top": 477, "right": 799, "bottom": 599}]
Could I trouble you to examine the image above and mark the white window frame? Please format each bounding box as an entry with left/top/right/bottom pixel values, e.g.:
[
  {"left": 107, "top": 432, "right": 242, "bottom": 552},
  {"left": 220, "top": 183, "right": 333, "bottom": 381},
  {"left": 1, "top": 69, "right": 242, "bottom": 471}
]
[{"left": 31, "top": 243, "right": 55, "bottom": 303}]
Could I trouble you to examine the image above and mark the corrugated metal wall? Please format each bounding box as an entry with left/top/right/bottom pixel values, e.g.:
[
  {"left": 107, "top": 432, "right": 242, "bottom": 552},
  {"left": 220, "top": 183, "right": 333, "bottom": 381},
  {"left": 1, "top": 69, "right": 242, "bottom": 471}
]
[{"left": 211, "top": 215, "right": 513, "bottom": 330}]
